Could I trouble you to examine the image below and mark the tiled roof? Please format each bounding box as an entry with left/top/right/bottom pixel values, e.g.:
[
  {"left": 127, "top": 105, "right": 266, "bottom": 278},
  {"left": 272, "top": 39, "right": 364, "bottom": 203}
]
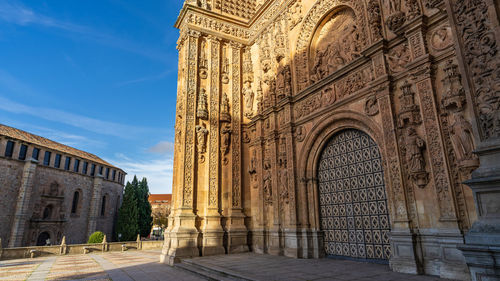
[
  {"left": 148, "top": 194, "right": 172, "bottom": 202},
  {"left": 0, "top": 123, "right": 118, "bottom": 168}
]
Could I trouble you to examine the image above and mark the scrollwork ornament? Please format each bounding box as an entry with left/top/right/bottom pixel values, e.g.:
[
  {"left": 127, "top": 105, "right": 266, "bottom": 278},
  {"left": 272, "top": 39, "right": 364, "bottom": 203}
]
[{"left": 365, "top": 95, "right": 379, "bottom": 116}]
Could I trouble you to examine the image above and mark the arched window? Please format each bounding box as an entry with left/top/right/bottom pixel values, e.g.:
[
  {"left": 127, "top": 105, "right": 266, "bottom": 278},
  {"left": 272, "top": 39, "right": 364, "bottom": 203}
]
[
  {"left": 71, "top": 191, "right": 80, "bottom": 214},
  {"left": 101, "top": 195, "right": 106, "bottom": 216},
  {"left": 43, "top": 205, "right": 53, "bottom": 220}
]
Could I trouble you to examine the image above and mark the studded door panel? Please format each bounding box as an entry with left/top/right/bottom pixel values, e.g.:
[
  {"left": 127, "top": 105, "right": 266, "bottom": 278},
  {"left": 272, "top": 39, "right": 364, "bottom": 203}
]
[{"left": 318, "top": 129, "right": 391, "bottom": 260}]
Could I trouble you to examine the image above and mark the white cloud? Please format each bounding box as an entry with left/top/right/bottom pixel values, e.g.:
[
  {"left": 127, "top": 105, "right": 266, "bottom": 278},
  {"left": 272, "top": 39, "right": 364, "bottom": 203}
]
[
  {"left": 109, "top": 155, "right": 174, "bottom": 194},
  {"left": 148, "top": 141, "right": 175, "bottom": 155},
  {"left": 0, "top": 95, "right": 153, "bottom": 139}
]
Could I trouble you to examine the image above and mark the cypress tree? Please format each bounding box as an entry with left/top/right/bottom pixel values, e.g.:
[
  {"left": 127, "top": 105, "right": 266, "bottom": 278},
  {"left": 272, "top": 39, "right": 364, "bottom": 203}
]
[
  {"left": 114, "top": 181, "right": 138, "bottom": 241},
  {"left": 137, "top": 177, "right": 153, "bottom": 238}
]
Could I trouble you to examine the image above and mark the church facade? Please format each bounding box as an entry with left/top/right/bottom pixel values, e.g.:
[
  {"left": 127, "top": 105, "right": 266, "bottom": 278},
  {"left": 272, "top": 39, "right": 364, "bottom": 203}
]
[{"left": 163, "top": 0, "right": 500, "bottom": 280}]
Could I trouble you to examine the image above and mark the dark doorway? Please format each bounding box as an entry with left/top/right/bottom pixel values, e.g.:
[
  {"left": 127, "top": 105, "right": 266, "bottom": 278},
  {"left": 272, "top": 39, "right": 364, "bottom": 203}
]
[{"left": 36, "top": 232, "right": 50, "bottom": 246}]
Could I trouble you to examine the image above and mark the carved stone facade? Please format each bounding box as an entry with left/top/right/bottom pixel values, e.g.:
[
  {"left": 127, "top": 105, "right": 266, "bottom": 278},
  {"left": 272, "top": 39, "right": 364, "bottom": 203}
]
[{"left": 165, "top": 0, "right": 500, "bottom": 280}]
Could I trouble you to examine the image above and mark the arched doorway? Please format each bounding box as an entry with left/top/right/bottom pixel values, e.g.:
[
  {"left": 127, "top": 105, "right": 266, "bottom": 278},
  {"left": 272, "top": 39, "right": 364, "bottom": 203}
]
[
  {"left": 36, "top": 232, "right": 50, "bottom": 246},
  {"left": 318, "top": 129, "right": 391, "bottom": 261}
]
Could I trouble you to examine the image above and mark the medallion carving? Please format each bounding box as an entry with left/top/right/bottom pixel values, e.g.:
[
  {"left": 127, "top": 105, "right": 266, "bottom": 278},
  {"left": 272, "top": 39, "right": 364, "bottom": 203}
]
[
  {"left": 429, "top": 25, "right": 453, "bottom": 51},
  {"left": 386, "top": 43, "right": 410, "bottom": 73},
  {"left": 365, "top": 95, "right": 379, "bottom": 116}
]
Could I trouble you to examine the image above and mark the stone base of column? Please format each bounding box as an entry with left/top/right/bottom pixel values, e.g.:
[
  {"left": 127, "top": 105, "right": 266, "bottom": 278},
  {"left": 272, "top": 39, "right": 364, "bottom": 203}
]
[
  {"left": 459, "top": 243, "right": 500, "bottom": 281},
  {"left": 268, "top": 228, "right": 282, "bottom": 255},
  {"left": 201, "top": 213, "right": 225, "bottom": 256},
  {"left": 160, "top": 211, "right": 200, "bottom": 266},
  {"left": 389, "top": 229, "right": 421, "bottom": 275},
  {"left": 226, "top": 211, "right": 249, "bottom": 254},
  {"left": 283, "top": 229, "right": 300, "bottom": 258},
  {"left": 251, "top": 229, "right": 265, "bottom": 254}
]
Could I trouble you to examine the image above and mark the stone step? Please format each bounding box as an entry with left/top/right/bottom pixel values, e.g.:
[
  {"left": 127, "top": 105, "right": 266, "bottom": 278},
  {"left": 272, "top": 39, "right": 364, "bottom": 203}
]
[{"left": 175, "top": 258, "right": 257, "bottom": 281}]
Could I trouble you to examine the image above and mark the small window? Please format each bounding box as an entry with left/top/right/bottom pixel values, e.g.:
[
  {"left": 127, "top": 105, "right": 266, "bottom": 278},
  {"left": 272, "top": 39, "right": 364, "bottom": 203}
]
[
  {"left": 18, "top": 144, "right": 27, "bottom": 160},
  {"left": 32, "top": 148, "right": 40, "bottom": 160},
  {"left": 71, "top": 191, "right": 80, "bottom": 214},
  {"left": 91, "top": 164, "right": 96, "bottom": 176},
  {"left": 101, "top": 196, "right": 106, "bottom": 216},
  {"left": 105, "top": 167, "right": 110, "bottom": 179},
  {"left": 5, "top": 141, "right": 15, "bottom": 157},
  {"left": 73, "top": 159, "right": 80, "bottom": 172},
  {"left": 99, "top": 166, "right": 103, "bottom": 175},
  {"left": 43, "top": 151, "right": 51, "bottom": 166},
  {"left": 112, "top": 170, "right": 116, "bottom": 181},
  {"left": 54, "top": 154, "right": 62, "bottom": 168},
  {"left": 64, "top": 157, "right": 71, "bottom": 170},
  {"left": 83, "top": 162, "right": 88, "bottom": 174}
]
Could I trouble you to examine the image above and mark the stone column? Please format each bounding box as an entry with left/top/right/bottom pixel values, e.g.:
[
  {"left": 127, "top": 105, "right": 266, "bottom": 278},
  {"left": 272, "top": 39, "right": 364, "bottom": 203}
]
[
  {"left": 161, "top": 30, "right": 201, "bottom": 265},
  {"left": 9, "top": 159, "right": 38, "bottom": 247},
  {"left": 86, "top": 174, "right": 103, "bottom": 239},
  {"left": 444, "top": 0, "right": 500, "bottom": 278},
  {"left": 226, "top": 42, "right": 249, "bottom": 254},
  {"left": 201, "top": 35, "right": 225, "bottom": 256},
  {"left": 378, "top": 86, "right": 422, "bottom": 274}
]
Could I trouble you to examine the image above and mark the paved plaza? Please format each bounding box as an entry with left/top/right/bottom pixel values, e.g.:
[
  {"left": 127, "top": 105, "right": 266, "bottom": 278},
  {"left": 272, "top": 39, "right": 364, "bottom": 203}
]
[{"left": 0, "top": 250, "right": 459, "bottom": 281}]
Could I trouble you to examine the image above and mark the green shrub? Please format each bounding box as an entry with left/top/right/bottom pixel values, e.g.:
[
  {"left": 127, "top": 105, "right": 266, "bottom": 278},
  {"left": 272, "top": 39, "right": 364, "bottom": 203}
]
[{"left": 87, "top": 231, "right": 105, "bottom": 244}]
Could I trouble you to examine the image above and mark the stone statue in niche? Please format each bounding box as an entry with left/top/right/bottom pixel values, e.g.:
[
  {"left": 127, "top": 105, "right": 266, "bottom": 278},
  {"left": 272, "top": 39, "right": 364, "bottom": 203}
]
[
  {"left": 199, "top": 39, "right": 208, "bottom": 79},
  {"left": 243, "top": 82, "right": 254, "bottom": 118},
  {"left": 279, "top": 161, "right": 289, "bottom": 205},
  {"left": 405, "top": 127, "right": 428, "bottom": 188},
  {"left": 220, "top": 123, "right": 231, "bottom": 165},
  {"left": 249, "top": 149, "right": 258, "bottom": 189},
  {"left": 222, "top": 47, "right": 229, "bottom": 84},
  {"left": 220, "top": 93, "right": 231, "bottom": 122},
  {"left": 450, "top": 113, "right": 478, "bottom": 166},
  {"left": 309, "top": 9, "right": 361, "bottom": 83},
  {"left": 276, "top": 64, "right": 291, "bottom": 100},
  {"left": 263, "top": 162, "right": 273, "bottom": 204},
  {"left": 256, "top": 81, "right": 263, "bottom": 113},
  {"left": 195, "top": 123, "right": 209, "bottom": 155},
  {"left": 197, "top": 88, "right": 208, "bottom": 120}
]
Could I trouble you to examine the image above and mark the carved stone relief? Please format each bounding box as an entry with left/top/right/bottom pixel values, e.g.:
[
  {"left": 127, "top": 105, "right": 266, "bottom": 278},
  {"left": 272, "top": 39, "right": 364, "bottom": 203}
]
[
  {"left": 365, "top": 95, "right": 379, "bottom": 116},
  {"left": 196, "top": 123, "right": 209, "bottom": 162},
  {"left": 287, "top": 0, "right": 303, "bottom": 30},
  {"left": 197, "top": 88, "right": 209, "bottom": 120},
  {"left": 220, "top": 92, "right": 231, "bottom": 122},
  {"left": 429, "top": 25, "right": 453, "bottom": 51},
  {"left": 386, "top": 43, "right": 411, "bottom": 73},
  {"left": 221, "top": 123, "right": 231, "bottom": 165}
]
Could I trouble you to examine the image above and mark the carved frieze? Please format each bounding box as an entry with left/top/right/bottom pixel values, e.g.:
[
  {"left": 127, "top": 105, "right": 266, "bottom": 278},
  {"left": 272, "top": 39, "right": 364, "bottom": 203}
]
[
  {"left": 287, "top": 0, "right": 303, "bottom": 30},
  {"left": 452, "top": 0, "right": 500, "bottom": 140}
]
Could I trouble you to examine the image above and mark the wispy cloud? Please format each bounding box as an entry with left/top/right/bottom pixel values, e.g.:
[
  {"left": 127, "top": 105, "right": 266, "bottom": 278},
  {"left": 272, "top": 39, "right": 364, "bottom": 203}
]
[
  {"left": 0, "top": 1, "right": 171, "bottom": 62},
  {"left": 148, "top": 141, "right": 175, "bottom": 155},
  {"left": 109, "top": 153, "right": 174, "bottom": 194},
  {"left": 115, "top": 70, "right": 172, "bottom": 87},
  {"left": 0, "top": 95, "right": 155, "bottom": 139}
]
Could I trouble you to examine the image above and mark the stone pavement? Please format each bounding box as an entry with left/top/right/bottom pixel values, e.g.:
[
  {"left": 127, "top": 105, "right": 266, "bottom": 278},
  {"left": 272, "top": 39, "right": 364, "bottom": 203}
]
[
  {"left": 180, "top": 253, "right": 459, "bottom": 281},
  {"left": 0, "top": 250, "right": 202, "bottom": 281},
  {"left": 0, "top": 250, "right": 460, "bottom": 281}
]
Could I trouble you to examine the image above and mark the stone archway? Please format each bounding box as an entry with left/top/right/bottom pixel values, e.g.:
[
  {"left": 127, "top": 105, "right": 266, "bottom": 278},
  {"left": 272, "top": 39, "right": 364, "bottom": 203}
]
[
  {"left": 36, "top": 231, "right": 50, "bottom": 246},
  {"left": 317, "top": 128, "right": 391, "bottom": 261}
]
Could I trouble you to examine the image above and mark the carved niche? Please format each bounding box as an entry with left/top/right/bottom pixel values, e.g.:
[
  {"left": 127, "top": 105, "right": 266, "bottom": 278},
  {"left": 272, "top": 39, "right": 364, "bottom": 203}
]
[
  {"left": 197, "top": 88, "right": 209, "bottom": 120},
  {"left": 397, "top": 80, "right": 422, "bottom": 128},
  {"left": 309, "top": 8, "right": 363, "bottom": 84},
  {"left": 294, "top": 0, "right": 369, "bottom": 91}
]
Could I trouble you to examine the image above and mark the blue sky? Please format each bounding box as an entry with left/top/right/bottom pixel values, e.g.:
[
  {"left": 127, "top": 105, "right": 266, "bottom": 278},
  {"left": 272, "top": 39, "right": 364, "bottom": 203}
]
[{"left": 0, "top": 0, "right": 184, "bottom": 194}]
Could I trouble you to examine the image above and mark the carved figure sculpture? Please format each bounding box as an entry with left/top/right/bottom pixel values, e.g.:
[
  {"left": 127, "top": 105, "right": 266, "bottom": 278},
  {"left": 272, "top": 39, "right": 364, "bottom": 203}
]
[
  {"left": 263, "top": 162, "right": 272, "bottom": 204},
  {"left": 195, "top": 124, "right": 209, "bottom": 154},
  {"left": 450, "top": 113, "right": 478, "bottom": 164},
  {"left": 243, "top": 82, "right": 255, "bottom": 118},
  {"left": 405, "top": 127, "right": 428, "bottom": 188},
  {"left": 221, "top": 123, "right": 231, "bottom": 164},
  {"left": 220, "top": 92, "right": 231, "bottom": 122},
  {"left": 199, "top": 39, "right": 208, "bottom": 79},
  {"left": 279, "top": 159, "right": 289, "bottom": 205},
  {"left": 197, "top": 88, "right": 208, "bottom": 120}
]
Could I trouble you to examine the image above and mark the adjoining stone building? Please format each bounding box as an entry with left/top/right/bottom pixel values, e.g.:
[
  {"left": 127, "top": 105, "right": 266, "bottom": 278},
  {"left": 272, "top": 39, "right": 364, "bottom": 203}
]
[
  {"left": 0, "top": 124, "right": 126, "bottom": 247},
  {"left": 163, "top": 0, "right": 500, "bottom": 280}
]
